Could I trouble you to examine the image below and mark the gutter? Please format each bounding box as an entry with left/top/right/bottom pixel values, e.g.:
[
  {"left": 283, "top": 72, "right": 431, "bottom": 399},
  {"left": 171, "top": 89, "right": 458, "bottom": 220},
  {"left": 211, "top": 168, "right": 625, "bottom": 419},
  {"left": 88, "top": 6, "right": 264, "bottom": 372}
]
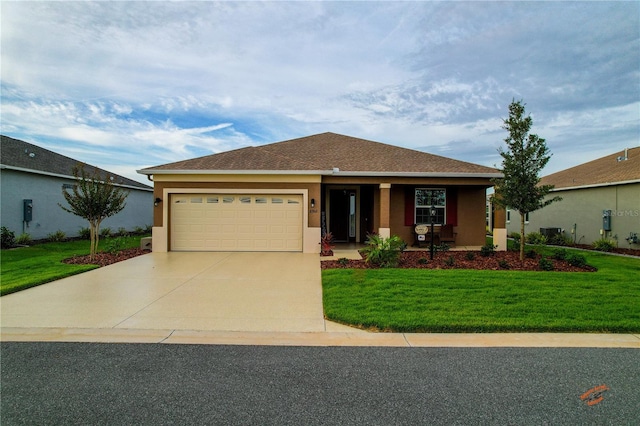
[
  {"left": 1, "top": 164, "right": 153, "bottom": 191},
  {"left": 137, "top": 168, "right": 503, "bottom": 179},
  {"left": 549, "top": 179, "right": 640, "bottom": 192}
]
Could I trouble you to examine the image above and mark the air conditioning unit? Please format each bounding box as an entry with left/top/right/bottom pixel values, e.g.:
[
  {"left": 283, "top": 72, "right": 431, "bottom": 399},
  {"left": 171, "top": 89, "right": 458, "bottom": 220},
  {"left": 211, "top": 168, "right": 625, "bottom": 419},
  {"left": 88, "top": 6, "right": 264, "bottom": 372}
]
[{"left": 540, "top": 228, "right": 561, "bottom": 238}]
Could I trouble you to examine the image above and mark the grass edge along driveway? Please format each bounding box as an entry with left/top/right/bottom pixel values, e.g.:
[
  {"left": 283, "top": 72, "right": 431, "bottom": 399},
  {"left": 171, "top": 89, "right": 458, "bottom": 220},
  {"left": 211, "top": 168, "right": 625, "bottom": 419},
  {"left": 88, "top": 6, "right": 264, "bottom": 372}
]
[
  {"left": 322, "top": 249, "right": 640, "bottom": 333},
  {"left": 0, "top": 236, "right": 146, "bottom": 296}
]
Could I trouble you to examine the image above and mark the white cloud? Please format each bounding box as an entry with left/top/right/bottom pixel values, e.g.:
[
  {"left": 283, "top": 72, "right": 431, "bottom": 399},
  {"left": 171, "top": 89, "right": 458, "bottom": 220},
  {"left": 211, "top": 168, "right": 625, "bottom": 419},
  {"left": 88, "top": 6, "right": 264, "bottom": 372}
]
[{"left": 0, "top": 1, "right": 638, "bottom": 183}]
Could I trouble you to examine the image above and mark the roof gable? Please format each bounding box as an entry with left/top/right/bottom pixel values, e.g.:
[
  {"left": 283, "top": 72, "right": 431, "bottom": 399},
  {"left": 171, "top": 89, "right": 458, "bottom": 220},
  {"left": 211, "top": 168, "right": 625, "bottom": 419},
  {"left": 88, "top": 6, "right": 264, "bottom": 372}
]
[
  {"left": 1, "top": 135, "right": 152, "bottom": 190},
  {"left": 141, "top": 132, "right": 499, "bottom": 176},
  {"left": 541, "top": 147, "right": 640, "bottom": 189}
]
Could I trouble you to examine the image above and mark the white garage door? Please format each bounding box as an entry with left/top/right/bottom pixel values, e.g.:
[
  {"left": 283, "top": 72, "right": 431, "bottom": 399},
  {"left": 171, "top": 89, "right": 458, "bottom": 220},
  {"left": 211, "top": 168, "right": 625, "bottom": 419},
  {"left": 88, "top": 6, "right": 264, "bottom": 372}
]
[{"left": 170, "top": 194, "right": 303, "bottom": 251}]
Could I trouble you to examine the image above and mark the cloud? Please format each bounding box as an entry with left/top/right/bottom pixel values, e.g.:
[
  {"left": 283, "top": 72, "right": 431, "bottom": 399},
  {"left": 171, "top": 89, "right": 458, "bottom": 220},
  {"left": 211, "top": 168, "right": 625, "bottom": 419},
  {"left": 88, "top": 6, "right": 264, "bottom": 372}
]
[{"left": 1, "top": 1, "right": 638, "bottom": 184}]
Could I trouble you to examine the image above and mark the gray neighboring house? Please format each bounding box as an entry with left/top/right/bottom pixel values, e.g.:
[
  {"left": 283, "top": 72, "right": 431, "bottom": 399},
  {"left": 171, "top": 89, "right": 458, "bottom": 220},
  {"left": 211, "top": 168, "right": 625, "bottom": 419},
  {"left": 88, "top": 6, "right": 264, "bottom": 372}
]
[
  {"left": 505, "top": 147, "right": 640, "bottom": 247},
  {"left": 1, "top": 135, "right": 153, "bottom": 240}
]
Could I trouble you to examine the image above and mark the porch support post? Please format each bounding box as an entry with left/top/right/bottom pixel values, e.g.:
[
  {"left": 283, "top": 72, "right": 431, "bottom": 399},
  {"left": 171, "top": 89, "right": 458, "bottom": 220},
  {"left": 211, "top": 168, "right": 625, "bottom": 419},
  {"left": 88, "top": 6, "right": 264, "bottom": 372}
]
[
  {"left": 492, "top": 197, "right": 507, "bottom": 252},
  {"left": 378, "top": 183, "right": 391, "bottom": 238}
]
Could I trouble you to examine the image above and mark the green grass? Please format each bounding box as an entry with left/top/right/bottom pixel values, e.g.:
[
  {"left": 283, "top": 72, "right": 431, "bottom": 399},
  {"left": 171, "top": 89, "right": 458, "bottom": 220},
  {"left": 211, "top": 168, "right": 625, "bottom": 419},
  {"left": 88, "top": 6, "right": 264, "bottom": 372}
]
[
  {"left": 1, "top": 236, "right": 146, "bottom": 296},
  {"left": 322, "top": 249, "right": 640, "bottom": 333}
]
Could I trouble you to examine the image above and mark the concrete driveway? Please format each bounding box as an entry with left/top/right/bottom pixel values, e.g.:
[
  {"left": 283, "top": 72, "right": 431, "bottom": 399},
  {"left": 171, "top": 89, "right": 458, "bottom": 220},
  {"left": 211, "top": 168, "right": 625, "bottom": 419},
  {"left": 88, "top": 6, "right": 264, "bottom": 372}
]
[{"left": 1, "top": 252, "right": 326, "bottom": 333}]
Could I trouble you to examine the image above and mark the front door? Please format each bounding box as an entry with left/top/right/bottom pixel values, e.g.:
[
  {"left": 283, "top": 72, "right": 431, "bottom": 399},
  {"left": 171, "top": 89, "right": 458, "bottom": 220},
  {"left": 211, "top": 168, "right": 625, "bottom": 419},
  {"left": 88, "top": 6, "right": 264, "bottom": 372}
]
[{"left": 329, "top": 189, "right": 356, "bottom": 242}]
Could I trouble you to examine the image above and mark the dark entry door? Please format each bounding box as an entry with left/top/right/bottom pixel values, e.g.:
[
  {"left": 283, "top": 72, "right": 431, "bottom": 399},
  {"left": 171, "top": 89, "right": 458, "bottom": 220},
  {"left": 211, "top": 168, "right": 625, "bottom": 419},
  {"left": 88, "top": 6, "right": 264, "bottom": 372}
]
[{"left": 329, "top": 189, "right": 350, "bottom": 242}]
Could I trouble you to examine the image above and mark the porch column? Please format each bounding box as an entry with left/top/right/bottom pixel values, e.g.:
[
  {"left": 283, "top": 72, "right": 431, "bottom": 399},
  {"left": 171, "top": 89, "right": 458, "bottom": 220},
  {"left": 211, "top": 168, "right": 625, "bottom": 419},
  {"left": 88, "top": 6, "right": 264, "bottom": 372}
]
[
  {"left": 378, "top": 183, "right": 391, "bottom": 238},
  {"left": 492, "top": 199, "right": 507, "bottom": 252}
]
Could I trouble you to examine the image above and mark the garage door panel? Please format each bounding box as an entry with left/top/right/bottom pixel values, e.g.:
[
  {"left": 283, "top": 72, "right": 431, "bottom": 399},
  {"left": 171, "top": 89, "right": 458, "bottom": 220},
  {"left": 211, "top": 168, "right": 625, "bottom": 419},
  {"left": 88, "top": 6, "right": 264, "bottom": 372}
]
[{"left": 171, "top": 193, "right": 302, "bottom": 252}]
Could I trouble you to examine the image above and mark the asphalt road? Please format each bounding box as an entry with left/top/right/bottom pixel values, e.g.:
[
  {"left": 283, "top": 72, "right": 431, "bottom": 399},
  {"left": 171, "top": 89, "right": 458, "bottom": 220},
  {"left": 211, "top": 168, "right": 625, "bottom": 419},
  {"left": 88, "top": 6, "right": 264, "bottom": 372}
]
[{"left": 1, "top": 343, "right": 638, "bottom": 425}]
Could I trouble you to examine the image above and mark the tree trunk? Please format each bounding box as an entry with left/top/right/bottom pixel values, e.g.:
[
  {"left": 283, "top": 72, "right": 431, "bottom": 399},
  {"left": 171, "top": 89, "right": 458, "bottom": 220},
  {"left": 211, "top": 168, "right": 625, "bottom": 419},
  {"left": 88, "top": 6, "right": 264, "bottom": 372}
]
[
  {"left": 520, "top": 214, "right": 526, "bottom": 262},
  {"left": 89, "top": 220, "right": 102, "bottom": 261}
]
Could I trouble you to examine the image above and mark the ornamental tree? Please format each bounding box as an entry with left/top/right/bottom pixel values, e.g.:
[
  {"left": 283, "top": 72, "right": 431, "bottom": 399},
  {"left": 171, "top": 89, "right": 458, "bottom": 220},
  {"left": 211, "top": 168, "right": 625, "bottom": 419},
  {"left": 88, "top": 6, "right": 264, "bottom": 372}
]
[
  {"left": 491, "top": 100, "right": 561, "bottom": 261},
  {"left": 59, "top": 164, "right": 129, "bottom": 260}
]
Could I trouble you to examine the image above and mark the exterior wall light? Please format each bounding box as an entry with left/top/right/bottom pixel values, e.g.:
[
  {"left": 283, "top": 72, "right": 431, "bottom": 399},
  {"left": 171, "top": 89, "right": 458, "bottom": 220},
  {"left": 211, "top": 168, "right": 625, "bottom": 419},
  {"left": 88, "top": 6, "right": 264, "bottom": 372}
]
[
  {"left": 311, "top": 198, "right": 315, "bottom": 208},
  {"left": 154, "top": 197, "right": 162, "bottom": 207}
]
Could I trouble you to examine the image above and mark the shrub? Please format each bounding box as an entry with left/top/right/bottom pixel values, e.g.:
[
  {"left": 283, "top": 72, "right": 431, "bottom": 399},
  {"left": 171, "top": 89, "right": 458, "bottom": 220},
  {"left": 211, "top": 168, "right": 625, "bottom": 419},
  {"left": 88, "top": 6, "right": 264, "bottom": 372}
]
[
  {"left": 498, "top": 259, "right": 510, "bottom": 269},
  {"left": 436, "top": 243, "right": 450, "bottom": 252},
  {"left": 480, "top": 244, "right": 497, "bottom": 257},
  {"left": 319, "top": 232, "right": 335, "bottom": 256},
  {"left": 134, "top": 226, "right": 145, "bottom": 235},
  {"left": 551, "top": 249, "right": 568, "bottom": 260},
  {"left": 465, "top": 252, "right": 475, "bottom": 261},
  {"left": 566, "top": 253, "right": 587, "bottom": 268},
  {"left": 525, "top": 248, "right": 538, "bottom": 259},
  {"left": 444, "top": 256, "right": 455, "bottom": 267},
  {"left": 525, "top": 232, "right": 547, "bottom": 245},
  {"left": 16, "top": 233, "right": 32, "bottom": 245},
  {"left": 99, "top": 227, "right": 112, "bottom": 238},
  {"left": 509, "top": 232, "right": 521, "bottom": 244},
  {"left": 47, "top": 230, "right": 66, "bottom": 242},
  {"left": 104, "top": 237, "right": 127, "bottom": 254},
  {"left": 538, "top": 257, "right": 554, "bottom": 271},
  {"left": 548, "top": 234, "right": 572, "bottom": 246},
  {"left": 1, "top": 227, "right": 16, "bottom": 249},
  {"left": 362, "top": 234, "right": 406, "bottom": 268},
  {"left": 117, "top": 227, "right": 129, "bottom": 236},
  {"left": 418, "top": 257, "right": 428, "bottom": 265},
  {"left": 78, "top": 227, "right": 92, "bottom": 239},
  {"left": 337, "top": 257, "right": 349, "bottom": 266},
  {"left": 592, "top": 238, "right": 616, "bottom": 252}
]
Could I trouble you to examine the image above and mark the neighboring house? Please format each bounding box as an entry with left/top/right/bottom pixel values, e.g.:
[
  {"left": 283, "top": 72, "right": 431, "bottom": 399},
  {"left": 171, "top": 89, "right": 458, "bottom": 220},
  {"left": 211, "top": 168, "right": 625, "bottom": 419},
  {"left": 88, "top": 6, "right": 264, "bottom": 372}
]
[
  {"left": 1, "top": 135, "right": 153, "bottom": 240},
  {"left": 505, "top": 147, "right": 640, "bottom": 247},
  {"left": 138, "top": 132, "right": 504, "bottom": 253}
]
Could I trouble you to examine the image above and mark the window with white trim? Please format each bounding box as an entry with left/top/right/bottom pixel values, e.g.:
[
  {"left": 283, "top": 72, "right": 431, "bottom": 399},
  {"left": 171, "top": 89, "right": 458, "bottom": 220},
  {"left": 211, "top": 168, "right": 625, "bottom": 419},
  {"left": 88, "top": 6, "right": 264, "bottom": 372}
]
[
  {"left": 415, "top": 188, "right": 446, "bottom": 224},
  {"left": 506, "top": 209, "right": 511, "bottom": 223}
]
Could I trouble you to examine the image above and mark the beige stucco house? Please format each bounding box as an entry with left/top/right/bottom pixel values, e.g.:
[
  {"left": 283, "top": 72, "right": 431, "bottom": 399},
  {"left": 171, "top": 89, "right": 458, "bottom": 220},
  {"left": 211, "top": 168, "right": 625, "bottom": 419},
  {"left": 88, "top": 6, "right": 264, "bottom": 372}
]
[
  {"left": 138, "top": 133, "right": 505, "bottom": 253},
  {"left": 505, "top": 147, "right": 640, "bottom": 247}
]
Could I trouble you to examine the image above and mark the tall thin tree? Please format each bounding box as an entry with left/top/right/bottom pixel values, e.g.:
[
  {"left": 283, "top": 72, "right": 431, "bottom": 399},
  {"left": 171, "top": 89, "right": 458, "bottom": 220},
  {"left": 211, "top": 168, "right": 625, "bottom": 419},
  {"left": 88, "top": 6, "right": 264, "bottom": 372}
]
[
  {"left": 59, "top": 164, "right": 129, "bottom": 260},
  {"left": 492, "top": 100, "right": 561, "bottom": 261}
]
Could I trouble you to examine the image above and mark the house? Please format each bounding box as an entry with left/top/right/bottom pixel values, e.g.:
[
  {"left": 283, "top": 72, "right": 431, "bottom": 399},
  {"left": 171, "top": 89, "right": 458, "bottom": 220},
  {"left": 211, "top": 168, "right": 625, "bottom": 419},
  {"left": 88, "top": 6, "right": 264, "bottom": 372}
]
[
  {"left": 138, "top": 132, "right": 505, "bottom": 253},
  {"left": 505, "top": 147, "right": 640, "bottom": 247},
  {"left": 0, "top": 135, "right": 153, "bottom": 240}
]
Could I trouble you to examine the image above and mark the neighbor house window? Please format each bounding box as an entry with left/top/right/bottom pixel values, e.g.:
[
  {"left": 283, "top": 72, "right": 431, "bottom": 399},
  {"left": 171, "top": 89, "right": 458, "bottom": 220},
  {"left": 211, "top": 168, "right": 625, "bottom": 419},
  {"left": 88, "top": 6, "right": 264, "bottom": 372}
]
[
  {"left": 524, "top": 212, "right": 530, "bottom": 223},
  {"left": 506, "top": 209, "right": 511, "bottom": 223},
  {"left": 415, "top": 189, "right": 446, "bottom": 224}
]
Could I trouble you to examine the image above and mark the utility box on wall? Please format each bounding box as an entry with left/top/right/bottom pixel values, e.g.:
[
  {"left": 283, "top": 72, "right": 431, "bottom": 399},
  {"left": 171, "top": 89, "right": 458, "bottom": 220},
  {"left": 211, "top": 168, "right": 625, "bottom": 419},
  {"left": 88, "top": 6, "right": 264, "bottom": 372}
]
[
  {"left": 23, "top": 199, "right": 33, "bottom": 222},
  {"left": 602, "top": 210, "right": 612, "bottom": 232}
]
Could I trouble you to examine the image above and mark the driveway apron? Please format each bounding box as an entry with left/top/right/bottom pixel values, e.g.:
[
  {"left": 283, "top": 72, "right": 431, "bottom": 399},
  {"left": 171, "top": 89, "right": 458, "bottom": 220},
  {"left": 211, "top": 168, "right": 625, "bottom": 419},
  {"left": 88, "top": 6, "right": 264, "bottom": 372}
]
[{"left": 0, "top": 252, "right": 325, "bottom": 333}]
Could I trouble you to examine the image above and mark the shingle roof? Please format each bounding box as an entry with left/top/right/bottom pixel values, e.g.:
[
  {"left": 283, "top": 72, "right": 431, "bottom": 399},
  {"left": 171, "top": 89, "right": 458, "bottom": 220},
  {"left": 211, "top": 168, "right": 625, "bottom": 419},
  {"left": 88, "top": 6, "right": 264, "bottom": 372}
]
[
  {"left": 140, "top": 132, "right": 499, "bottom": 176},
  {"left": 1, "top": 135, "right": 152, "bottom": 190},
  {"left": 540, "top": 146, "right": 640, "bottom": 189}
]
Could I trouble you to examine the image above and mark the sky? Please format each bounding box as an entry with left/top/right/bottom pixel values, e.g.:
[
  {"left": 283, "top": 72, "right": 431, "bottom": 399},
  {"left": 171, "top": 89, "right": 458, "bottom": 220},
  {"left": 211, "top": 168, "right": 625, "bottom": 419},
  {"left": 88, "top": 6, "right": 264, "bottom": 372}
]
[{"left": 2, "top": 1, "right": 639, "bottom": 185}]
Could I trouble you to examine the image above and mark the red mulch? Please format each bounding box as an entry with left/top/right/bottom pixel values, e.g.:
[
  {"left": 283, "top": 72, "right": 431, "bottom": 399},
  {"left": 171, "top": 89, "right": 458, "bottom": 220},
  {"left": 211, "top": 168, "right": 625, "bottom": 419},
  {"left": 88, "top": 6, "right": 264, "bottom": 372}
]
[
  {"left": 321, "top": 250, "right": 598, "bottom": 272},
  {"left": 62, "top": 248, "right": 149, "bottom": 267}
]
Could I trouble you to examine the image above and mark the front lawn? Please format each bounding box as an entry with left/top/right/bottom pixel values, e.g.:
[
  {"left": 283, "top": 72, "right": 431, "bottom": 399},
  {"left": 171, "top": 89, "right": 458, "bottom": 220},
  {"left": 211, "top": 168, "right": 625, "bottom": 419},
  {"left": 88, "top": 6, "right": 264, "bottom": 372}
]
[
  {"left": 322, "top": 249, "right": 640, "bottom": 333},
  {"left": 1, "top": 236, "right": 146, "bottom": 296}
]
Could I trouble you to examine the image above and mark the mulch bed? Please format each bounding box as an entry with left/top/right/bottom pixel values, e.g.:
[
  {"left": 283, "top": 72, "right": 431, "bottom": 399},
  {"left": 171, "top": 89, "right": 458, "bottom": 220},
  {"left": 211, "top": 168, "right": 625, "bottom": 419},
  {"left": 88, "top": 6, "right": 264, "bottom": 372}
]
[
  {"left": 62, "top": 248, "right": 149, "bottom": 267},
  {"left": 321, "top": 250, "right": 598, "bottom": 272}
]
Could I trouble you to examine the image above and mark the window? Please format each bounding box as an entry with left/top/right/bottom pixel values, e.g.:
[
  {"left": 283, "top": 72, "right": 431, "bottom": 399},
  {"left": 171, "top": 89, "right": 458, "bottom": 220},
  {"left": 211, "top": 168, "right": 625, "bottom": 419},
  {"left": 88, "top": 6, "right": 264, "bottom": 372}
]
[
  {"left": 207, "top": 197, "right": 219, "bottom": 204},
  {"left": 240, "top": 196, "right": 251, "bottom": 204},
  {"left": 223, "top": 196, "right": 235, "bottom": 204},
  {"left": 190, "top": 197, "right": 202, "bottom": 203},
  {"left": 524, "top": 212, "right": 530, "bottom": 223},
  {"left": 506, "top": 209, "right": 511, "bottom": 223},
  {"left": 256, "top": 197, "right": 267, "bottom": 204},
  {"left": 415, "top": 189, "right": 445, "bottom": 224},
  {"left": 272, "top": 198, "right": 283, "bottom": 204}
]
